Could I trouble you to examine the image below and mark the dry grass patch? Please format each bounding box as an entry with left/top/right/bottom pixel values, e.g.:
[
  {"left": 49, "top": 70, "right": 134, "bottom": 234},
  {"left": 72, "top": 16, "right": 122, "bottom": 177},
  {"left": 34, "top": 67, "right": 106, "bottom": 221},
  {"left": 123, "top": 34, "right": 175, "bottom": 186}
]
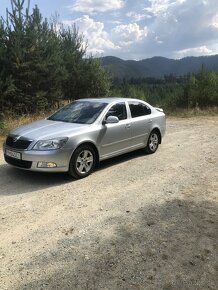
[
  {"left": 0, "top": 113, "right": 50, "bottom": 144},
  {"left": 166, "top": 107, "right": 218, "bottom": 117}
]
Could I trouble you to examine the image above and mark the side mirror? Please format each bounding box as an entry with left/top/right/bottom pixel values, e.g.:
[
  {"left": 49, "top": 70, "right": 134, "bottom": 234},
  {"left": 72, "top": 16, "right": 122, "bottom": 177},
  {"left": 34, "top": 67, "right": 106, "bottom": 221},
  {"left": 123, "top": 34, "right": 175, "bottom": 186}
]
[{"left": 103, "top": 115, "right": 119, "bottom": 124}]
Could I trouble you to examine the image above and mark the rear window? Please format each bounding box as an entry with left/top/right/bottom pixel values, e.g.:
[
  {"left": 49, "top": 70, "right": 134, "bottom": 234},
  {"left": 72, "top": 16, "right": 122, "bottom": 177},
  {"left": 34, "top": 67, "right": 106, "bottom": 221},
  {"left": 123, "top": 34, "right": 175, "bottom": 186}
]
[{"left": 129, "top": 102, "right": 151, "bottom": 118}]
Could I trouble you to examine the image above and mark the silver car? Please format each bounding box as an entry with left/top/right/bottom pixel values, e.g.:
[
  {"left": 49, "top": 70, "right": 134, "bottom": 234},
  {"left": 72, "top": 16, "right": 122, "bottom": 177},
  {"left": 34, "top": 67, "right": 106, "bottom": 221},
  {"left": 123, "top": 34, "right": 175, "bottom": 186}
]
[{"left": 4, "top": 98, "right": 166, "bottom": 179}]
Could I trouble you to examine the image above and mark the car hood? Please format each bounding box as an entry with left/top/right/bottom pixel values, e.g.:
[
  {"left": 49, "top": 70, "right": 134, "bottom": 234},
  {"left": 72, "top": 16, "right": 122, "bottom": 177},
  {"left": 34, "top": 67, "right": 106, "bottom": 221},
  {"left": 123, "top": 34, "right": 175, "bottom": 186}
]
[{"left": 10, "top": 119, "right": 90, "bottom": 140}]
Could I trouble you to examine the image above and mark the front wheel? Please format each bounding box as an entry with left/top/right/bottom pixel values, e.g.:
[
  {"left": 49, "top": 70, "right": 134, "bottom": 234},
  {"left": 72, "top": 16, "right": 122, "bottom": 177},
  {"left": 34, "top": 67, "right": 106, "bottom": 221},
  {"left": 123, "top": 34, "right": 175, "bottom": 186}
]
[
  {"left": 69, "top": 145, "right": 96, "bottom": 179},
  {"left": 145, "top": 131, "right": 160, "bottom": 154}
]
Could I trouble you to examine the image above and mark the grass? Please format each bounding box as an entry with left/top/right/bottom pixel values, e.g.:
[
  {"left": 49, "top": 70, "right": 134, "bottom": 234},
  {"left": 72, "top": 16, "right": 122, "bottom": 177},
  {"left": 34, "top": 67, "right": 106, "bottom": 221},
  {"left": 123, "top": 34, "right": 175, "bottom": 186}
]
[
  {"left": 165, "top": 106, "right": 218, "bottom": 117},
  {"left": 0, "top": 113, "right": 50, "bottom": 145}
]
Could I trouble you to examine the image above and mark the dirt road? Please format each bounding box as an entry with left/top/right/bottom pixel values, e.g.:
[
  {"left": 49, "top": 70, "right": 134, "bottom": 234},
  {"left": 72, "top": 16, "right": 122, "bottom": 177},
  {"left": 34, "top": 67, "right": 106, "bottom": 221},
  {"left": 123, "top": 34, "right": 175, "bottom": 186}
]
[{"left": 0, "top": 117, "right": 217, "bottom": 290}]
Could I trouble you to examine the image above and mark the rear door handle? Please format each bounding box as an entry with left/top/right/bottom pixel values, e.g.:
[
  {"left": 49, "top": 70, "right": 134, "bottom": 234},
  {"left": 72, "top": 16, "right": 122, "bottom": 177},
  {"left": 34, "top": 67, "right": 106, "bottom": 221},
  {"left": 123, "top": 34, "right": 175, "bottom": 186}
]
[{"left": 148, "top": 119, "right": 152, "bottom": 123}]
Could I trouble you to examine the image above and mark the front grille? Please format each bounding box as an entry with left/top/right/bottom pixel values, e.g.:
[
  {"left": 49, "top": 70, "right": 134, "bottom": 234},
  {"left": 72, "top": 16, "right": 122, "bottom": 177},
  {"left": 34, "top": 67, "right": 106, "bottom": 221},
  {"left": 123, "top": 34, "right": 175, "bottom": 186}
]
[
  {"left": 6, "top": 136, "right": 32, "bottom": 149},
  {"left": 4, "top": 155, "right": 32, "bottom": 169}
]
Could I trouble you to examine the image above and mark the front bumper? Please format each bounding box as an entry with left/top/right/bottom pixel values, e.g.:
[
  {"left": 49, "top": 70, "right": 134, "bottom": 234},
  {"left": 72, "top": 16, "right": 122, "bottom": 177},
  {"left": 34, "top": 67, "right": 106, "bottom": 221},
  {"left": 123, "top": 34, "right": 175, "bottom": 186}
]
[{"left": 3, "top": 145, "right": 73, "bottom": 172}]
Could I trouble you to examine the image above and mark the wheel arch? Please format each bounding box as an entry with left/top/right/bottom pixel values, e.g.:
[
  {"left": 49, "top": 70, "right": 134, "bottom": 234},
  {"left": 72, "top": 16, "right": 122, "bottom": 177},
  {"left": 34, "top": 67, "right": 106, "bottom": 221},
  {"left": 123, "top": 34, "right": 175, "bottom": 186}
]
[
  {"left": 71, "top": 141, "right": 100, "bottom": 166},
  {"left": 150, "top": 127, "right": 162, "bottom": 144}
]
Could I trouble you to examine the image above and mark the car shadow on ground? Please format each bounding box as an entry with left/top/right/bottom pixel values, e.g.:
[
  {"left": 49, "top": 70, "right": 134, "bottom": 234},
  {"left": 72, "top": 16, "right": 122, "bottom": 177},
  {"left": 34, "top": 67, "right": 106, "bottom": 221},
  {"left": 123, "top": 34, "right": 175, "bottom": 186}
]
[
  {"left": 18, "top": 198, "right": 218, "bottom": 290},
  {"left": 0, "top": 149, "right": 147, "bottom": 196},
  {"left": 0, "top": 164, "right": 73, "bottom": 195},
  {"left": 97, "top": 149, "right": 147, "bottom": 171}
]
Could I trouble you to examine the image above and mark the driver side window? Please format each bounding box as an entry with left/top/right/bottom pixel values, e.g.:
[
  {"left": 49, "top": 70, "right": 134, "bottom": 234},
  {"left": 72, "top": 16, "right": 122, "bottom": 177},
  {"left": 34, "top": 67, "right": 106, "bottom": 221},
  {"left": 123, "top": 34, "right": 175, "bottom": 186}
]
[{"left": 106, "top": 102, "right": 127, "bottom": 120}]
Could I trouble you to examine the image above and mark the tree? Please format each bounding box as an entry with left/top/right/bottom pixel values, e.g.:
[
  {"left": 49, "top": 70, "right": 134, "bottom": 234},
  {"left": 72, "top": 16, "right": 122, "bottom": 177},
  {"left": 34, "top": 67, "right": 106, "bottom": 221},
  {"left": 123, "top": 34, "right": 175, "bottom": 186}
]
[
  {"left": 0, "top": 0, "right": 111, "bottom": 115},
  {"left": 195, "top": 67, "right": 218, "bottom": 107},
  {"left": 60, "top": 27, "right": 110, "bottom": 100},
  {"left": 184, "top": 74, "right": 197, "bottom": 108},
  {"left": 81, "top": 57, "right": 111, "bottom": 98},
  {"left": 60, "top": 25, "right": 86, "bottom": 101}
]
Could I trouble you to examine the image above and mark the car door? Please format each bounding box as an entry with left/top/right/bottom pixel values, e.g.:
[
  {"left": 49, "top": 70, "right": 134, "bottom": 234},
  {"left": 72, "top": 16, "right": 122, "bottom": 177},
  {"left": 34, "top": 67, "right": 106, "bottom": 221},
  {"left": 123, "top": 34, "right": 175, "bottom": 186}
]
[
  {"left": 128, "top": 101, "right": 152, "bottom": 148},
  {"left": 98, "top": 102, "right": 132, "bottom": 159}
]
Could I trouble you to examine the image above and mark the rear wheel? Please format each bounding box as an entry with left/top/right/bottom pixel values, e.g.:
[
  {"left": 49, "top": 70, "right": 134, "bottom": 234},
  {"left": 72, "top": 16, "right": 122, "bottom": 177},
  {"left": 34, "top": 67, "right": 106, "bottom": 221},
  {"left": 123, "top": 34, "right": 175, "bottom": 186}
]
[
  {"left": 69, "top": 145, "right": 96, "bottom": 179},
  {"left": 145, "top": 131, "right": 160, "bottom": 154}
]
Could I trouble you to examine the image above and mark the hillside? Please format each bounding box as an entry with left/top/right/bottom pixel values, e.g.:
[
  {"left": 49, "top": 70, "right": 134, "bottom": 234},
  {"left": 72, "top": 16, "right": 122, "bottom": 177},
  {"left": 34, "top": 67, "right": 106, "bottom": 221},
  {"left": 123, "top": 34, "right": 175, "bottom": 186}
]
[{"left": 101, "top": 55, "right": 218, "bottom": 78}]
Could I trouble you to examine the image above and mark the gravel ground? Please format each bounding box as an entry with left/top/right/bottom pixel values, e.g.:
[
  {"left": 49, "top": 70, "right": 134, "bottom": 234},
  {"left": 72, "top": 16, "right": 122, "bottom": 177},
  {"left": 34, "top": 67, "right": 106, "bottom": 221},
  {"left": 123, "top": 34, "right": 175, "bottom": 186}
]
[{"left": 0, "top": 116, "right": 217, "bottom": 290}]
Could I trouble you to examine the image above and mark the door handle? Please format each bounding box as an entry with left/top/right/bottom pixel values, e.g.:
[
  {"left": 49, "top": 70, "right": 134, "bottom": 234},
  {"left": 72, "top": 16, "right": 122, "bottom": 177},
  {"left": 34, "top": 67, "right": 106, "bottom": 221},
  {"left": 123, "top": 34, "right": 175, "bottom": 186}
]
[
  {"left": 148, "top": 119, "right": 152, "bottom": 123},
  {"left": 125, "top": 124, "right": 131, "bottom": 129}
]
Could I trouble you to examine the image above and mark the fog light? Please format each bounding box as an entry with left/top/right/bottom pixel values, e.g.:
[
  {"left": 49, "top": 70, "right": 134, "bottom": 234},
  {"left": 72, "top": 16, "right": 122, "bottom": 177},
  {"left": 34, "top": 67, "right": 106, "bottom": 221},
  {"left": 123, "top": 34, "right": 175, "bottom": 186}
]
[{"left": 37, "top": 162, "right": 57, "bottom": 168}]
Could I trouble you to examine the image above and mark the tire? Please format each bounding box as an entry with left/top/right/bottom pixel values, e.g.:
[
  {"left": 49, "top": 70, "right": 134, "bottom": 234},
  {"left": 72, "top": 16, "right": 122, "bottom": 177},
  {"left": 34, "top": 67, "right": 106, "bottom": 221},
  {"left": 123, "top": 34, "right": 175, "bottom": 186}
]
[
  {"left": 145, "top": 131, "right": 160, "bottom": 154},
  {"left": 69, "top": 145, "right": 96, "bottom": 179}
]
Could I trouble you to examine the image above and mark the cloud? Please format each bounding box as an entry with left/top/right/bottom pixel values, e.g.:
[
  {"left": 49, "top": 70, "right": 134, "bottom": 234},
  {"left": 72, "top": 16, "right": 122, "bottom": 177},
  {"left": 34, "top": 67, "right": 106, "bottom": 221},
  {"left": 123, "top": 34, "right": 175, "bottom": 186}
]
[
  {"left": 176, "top": 46, "right": 213, "bottom": 58},
  {"left": 137, "top": 0, "right": 218, "bottom": 59},
  {"left": 63, "top": 0, "right": 218, "bottom": 59},
  {"left": 63, "top": 15, "right": 118, "bottom": 55},
  {"left": 144, "top": 0, "right": 187, "bottom": 17},
  {"left": 69, "top": 0, "right": 124, "bottom": 14},
  {"left": 210, "top": 13, "right": 218, "bottom": 28},
  {"left": 112, "top": 23, "right": 148, "bottom": 44},
  {"left": 126, "top": 12, "right": 147, "bottom": 22},
  {"left": 107, "top": 20, "right": 122, "bottom": 25}
]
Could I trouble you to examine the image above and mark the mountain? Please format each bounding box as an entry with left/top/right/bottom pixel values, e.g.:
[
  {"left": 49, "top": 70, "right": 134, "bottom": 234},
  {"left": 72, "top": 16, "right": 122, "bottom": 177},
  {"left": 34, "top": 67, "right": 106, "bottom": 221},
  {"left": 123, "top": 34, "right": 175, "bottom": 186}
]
[{"left": 100, "top": 55, "right": 218, "bottom": 79}]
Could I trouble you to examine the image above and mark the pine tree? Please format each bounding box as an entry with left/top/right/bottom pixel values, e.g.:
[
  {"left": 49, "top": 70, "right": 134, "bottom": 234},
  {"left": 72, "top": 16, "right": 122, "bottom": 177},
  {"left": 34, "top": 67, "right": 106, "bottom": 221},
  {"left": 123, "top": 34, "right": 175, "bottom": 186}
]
[{"left": 0, "top": 0, "right": 111, "bottom": 114}]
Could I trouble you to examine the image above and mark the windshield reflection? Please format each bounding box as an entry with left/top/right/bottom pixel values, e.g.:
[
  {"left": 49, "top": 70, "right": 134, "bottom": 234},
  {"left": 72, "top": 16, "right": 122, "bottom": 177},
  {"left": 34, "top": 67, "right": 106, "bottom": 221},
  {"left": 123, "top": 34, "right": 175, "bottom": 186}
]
[{"left": 48, "top": 101, "right": 107, "bottom": 124}]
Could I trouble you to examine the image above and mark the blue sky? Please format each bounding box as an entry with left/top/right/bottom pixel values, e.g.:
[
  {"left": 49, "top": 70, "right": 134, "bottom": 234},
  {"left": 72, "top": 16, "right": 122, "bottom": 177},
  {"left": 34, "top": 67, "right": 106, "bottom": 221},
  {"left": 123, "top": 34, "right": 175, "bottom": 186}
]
[{"left": 1, "top": 0, "right": 218, "bottom": 60}]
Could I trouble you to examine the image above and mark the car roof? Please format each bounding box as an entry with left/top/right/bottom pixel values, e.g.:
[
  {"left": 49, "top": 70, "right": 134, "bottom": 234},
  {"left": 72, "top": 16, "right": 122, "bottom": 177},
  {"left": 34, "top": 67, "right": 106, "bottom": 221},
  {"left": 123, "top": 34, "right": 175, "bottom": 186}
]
[{"left": 75, "top": 97, "right": 146, "bottom": 104}]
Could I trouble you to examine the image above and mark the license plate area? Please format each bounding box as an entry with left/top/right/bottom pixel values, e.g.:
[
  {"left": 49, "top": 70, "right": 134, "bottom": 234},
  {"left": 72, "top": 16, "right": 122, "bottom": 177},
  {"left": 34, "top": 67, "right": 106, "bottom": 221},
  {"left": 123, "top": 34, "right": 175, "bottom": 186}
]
[{"left": 5, "top": 149, "right": 21, "bottom": 160}]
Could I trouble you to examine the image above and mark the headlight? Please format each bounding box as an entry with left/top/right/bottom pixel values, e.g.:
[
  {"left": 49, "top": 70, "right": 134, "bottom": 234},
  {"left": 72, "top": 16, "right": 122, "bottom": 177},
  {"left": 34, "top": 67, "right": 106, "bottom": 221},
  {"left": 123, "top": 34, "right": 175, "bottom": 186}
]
[{"left": 32, "top": 138, "right": 68, "bottom": 151}]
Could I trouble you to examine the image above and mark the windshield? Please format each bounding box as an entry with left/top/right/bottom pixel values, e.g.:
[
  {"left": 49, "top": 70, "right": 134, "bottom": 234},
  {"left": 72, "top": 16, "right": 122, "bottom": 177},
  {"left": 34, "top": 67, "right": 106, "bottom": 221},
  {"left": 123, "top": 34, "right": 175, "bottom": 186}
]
[{"left": 48, "top": 101, "right": 107, "bottom": 124}]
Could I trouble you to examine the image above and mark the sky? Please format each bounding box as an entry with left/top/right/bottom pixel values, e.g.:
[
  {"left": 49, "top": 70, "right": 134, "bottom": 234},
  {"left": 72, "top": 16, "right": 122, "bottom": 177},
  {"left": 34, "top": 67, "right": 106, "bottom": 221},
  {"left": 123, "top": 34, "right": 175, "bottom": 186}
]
[{"left": 1, "top": 0, "right": 218, "bottom": 60}]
